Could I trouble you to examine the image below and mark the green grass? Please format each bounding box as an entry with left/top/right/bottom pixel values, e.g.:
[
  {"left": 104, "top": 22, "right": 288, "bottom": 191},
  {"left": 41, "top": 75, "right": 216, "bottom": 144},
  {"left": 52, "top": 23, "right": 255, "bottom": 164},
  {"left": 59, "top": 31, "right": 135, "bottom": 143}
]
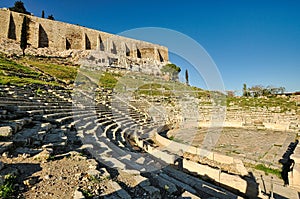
[
  {"left": 0, "top": 54, "right": 77, "bottom": 86},
  {"left": 254, "top": 164, "right": 282, "bottom": 178},
  {"left": 24, "top": 59, "right": 78, "bottom": 81},
  {"left": 0, "top": 174, "right": 16, "bottom": 198},
  {"left": 80, "top": 189, "right": 93, "bottom": 199},
  {"left": 136, "top": 83, "right": 173, "bottom": 97},
  {"left": 227, "top": 96, "right": 298, "bottom": 113},
  {"left": 0, "top": 75, "right": 59, "bottom": 86},
  {"left": 0, "top": 55, "right": 40, "bottom": 77},
  {"left": 99, "top": 72, "right": 120, "bottom": 89}
]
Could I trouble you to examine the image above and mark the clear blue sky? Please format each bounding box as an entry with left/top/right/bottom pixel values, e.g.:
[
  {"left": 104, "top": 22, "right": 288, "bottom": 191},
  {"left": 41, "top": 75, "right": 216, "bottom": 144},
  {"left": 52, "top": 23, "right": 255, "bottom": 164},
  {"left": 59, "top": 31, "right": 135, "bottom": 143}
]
[{"left": 1, "top": 0, "right": 300, "bottom": 93}]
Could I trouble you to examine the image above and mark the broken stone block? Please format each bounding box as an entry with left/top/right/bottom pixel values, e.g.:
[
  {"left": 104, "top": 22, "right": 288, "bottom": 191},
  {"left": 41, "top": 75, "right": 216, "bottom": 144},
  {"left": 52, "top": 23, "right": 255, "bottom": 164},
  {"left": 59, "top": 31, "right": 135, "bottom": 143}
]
[
  {"left": 87, "top": 159, "right": 98, "bottom": 170},
  {"left": 87, "top": 169, "right": 101, "bottom": 179},
  {"left": 33, "top": 148, "right": 53, "bottom": 162},
  {"left": 23, "top": 177, "right": 38, "bottom": 187},
  {"left": 0, "top": 126, "right": 13, "bottom": 137},
  {"left": 99, "top": 168, "right": 110, "bottom": 180},
  {"left": 73, "top": 189, "right": 85, "bottom": 199}
]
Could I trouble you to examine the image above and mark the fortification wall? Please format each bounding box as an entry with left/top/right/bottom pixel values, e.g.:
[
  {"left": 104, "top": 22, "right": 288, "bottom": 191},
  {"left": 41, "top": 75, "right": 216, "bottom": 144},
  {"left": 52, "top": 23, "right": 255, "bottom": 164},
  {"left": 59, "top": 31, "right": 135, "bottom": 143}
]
[{"left": 0, "top": 9, "right": 168, "bottom": 62}]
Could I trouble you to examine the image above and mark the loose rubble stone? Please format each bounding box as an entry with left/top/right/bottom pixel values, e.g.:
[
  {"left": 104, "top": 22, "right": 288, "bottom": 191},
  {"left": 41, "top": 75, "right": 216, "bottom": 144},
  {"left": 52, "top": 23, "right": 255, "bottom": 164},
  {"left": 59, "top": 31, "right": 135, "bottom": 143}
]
[
  {"left": 33, "top": 148, "right": 53, "bottom": 162},
  {"left": 87, "top": 169, "right": 101, "bottom": 179},
  {"left": 73, "top": 189, "right": 85, "bottom": 199},
  {"left": 0, "top": 126, "right": 13, "bottom": 137},
  {"left": 23, "top": 177, "right": 38, "bottom": 187}
]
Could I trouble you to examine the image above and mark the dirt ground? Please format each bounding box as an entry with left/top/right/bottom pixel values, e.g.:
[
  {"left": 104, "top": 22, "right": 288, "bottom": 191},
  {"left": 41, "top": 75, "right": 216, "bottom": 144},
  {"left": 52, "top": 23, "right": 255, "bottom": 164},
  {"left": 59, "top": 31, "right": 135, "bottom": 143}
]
[
  {"left": 0, "top": 151, "right": 115, "bottom": 199},
  {"left": 168, "top": 127, "right": 297, "bottom": 168}
]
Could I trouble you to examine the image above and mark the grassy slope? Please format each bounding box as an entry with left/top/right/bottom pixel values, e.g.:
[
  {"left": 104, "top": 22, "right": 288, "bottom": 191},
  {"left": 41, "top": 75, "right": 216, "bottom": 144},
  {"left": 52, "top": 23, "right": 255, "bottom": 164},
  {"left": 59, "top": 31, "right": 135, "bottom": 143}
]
[
  {"left": 227, "top": 96, "right": 299, "bottom": 113},
  {"left": 19, "top": 58, "right": 78, "bottom": 82},
  {"left": 0, "top": 54, "right": 78, "bottom": 86},
  {"left": 0, "top": 53, "right": 297, "bottom": 114}
]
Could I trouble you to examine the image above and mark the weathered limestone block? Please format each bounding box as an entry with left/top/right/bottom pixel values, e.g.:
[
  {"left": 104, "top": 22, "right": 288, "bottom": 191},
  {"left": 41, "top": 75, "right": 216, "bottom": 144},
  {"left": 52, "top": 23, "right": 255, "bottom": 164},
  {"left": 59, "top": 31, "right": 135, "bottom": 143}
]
[
  {"left": 87, "top": 169, "right": 101, "bottom": 179},
  {"left": 0, "top": 126, "right": 13, "bottom": 137},
  {"left": 180, "top": 191, "right": 201, "bottom": 199},
  {"left": 40, "top": 123, "right": 52, "bottom": 131},
  {"left": 33, "top": 148, "right": 53, "bottom": 162},
  {"left": 73, "top": 189, "right": 85, "bottom": 199},
  {"left": 87, "top": 158, "right": 98, "bottom": 170}
]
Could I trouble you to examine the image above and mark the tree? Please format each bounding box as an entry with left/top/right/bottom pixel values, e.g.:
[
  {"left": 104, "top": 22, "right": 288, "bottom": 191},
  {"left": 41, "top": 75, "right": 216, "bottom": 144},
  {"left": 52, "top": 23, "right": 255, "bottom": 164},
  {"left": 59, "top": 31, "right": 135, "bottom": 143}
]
[
  {"left": 185, "top": 69, "right": 189, "bottom": 85},
  {"left": 20, "top": 16, "right": 28, "bottom": 56},
  {"left": 9, "top": 1, "right": 30, "bottom": 14},
  {"left": 278, "top": 87, "right": 286, "bottom": 94},
  {"left": 47, "top": 15, "right": 55, "bottom": 20},
  {"left": 243, "top": 83, "right": 250, "bottom": 97},
  {"left": 226, "top": 90, "right": 235, "bottom": 97},
  {"left": 246, "top": 85, "right": 286, "bottom": 97},
  {"left": 250, "top": 85, "right": 264, "bottom": 97},
  {"left": 42, "top": 10, "right": 45, "bottom": 18},
  {"left": 161, "top": 64, "right": 181, "bottom": 81}
]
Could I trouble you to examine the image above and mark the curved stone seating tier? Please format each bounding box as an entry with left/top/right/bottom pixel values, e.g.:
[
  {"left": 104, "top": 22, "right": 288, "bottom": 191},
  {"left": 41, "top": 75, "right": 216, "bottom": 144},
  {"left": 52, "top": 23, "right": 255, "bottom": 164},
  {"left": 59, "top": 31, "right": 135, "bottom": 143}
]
[
  {"left": 0, "top": 85, "right": 247, "bottom": 198},
  {"left": 133, "top": 132, "right": 258, "bottom": 198},
  {"left": 0, "top": 85, "right": 75, "bottom": 150},
  {"left": 78, "top": 127, "right": 241, "bottom": 198},
  {"left": 73, "top": 90, "right": 254, "bottom": 198}
]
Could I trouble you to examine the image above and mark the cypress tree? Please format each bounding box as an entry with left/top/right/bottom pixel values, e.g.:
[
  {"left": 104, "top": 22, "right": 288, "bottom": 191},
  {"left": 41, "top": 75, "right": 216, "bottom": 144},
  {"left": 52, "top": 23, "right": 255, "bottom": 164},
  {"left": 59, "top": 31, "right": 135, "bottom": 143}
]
[
  {"left": 185, "top": 69, "right": 189, "bottom": 85},
  {"left": 20, "top": 16, "right": 28, "bottom": 56}
]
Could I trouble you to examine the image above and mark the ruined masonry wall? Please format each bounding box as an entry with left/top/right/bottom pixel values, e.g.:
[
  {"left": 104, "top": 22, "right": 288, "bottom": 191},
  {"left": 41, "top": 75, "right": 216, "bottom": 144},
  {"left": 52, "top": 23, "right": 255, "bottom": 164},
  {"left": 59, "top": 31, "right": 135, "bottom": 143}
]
[{"left": 0, "top": 9, "right": 168, "bottom": 62}]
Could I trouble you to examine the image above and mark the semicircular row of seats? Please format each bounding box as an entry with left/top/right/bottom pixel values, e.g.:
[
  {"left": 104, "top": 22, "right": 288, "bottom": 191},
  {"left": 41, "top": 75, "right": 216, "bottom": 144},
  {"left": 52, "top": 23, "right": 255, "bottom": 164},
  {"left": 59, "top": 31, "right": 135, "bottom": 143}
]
[{"left": 0, "top": 84, "right": 243, "bottom": 198}]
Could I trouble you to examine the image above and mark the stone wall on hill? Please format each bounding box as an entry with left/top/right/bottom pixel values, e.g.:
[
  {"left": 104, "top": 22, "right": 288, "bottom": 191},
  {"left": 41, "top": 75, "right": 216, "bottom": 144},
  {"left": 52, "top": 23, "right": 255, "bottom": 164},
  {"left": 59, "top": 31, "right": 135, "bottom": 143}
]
[{"left": 0, "top": 9, "right": 168, "bottom": 62}]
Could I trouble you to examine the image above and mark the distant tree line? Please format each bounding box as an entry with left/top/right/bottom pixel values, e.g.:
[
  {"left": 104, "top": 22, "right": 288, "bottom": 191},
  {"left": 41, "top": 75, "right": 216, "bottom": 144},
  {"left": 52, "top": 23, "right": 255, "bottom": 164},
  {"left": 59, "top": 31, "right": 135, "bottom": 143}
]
[{"left": 243, "top": 83, "right": 285, "bottom": 97}]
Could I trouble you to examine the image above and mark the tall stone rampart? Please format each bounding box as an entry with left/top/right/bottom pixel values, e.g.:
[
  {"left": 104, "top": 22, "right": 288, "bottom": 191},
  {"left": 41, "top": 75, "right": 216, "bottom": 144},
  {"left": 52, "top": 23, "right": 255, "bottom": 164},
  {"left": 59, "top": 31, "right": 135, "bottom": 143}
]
[{"left": 0, "top": 9, "right": 168, "bottom": 62}]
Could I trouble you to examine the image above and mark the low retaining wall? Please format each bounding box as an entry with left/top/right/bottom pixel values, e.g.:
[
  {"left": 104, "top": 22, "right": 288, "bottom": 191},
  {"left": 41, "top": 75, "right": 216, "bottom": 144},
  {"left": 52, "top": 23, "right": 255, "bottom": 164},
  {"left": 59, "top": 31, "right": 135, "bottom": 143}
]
[
  {"left": 135, "top": 135, "right": 257, "bottom": 198},
  {"left": 155, "top": 132, "right": 236, "bottom": 165},
  {"left": 198, "top": 121, "right": 290, "bottom": 131}
]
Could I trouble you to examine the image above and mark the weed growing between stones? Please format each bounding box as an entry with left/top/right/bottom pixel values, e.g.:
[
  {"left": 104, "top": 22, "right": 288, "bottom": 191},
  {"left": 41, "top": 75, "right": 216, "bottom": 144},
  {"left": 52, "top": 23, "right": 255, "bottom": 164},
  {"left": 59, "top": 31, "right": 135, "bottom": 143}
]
[{"left": 0, "top": 174, "right": 16, "bottom": 198}]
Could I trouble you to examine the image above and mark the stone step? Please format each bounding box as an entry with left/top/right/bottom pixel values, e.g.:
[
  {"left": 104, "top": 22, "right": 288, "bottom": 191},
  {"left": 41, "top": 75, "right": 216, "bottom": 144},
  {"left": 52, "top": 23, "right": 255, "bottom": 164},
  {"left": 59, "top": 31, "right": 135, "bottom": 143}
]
[
  {"left": 1, "top": 118, "right": 33, "bottom": 134},
  {"left": 0, "top": 126, "right": 13, "bottom": 137},
  {"left": 145, "top": 173, "right": 178, "bottom": 195},
  {"left": 179, "top": 191, "right": 201, "bottom": 199},
  {"left": 163, "top": 166, "right": 241, "bottom": 199},
  {"left": 80, "top": 129, "right": 162, "bottom": 172},
  {"left": 101, "top": 180, "right": 131, "bottom": 199},
  {"left": 158, "top": 172, "right": 197, "bottom": 195},
  {"left": 51, "top": 112, "right": 95, "bottom": 125},
  {"left": 17, "top": 105, "right": 72, "bottom": 111}
]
